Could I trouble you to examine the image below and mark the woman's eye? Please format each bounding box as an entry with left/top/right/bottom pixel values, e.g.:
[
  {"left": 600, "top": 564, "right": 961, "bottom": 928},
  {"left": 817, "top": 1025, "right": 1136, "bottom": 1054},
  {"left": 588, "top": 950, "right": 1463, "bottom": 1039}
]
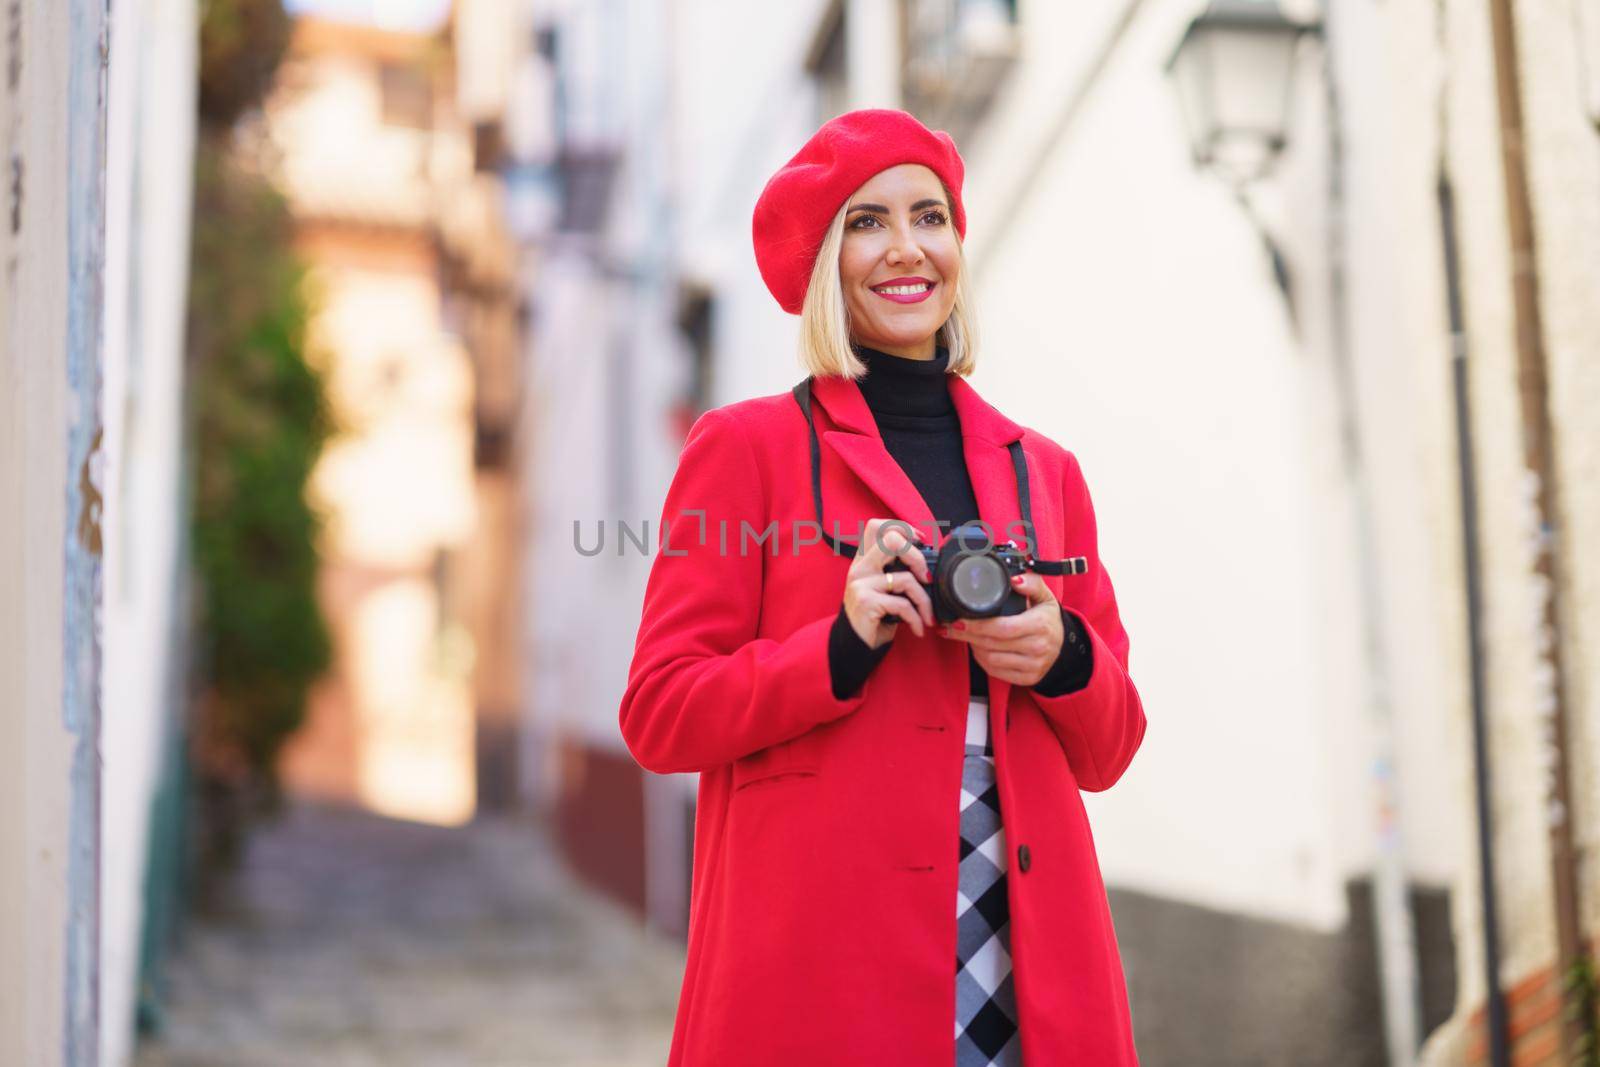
[{"left": 849, "top": 211, "right": 945, "bottom": 230}]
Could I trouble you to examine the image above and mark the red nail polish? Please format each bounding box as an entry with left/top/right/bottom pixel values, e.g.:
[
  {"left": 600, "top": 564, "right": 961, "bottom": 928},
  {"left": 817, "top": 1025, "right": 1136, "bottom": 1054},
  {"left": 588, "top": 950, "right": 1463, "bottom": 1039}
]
[{"left": 1011, "top": 574, "right": 1024, "bottom": 585}]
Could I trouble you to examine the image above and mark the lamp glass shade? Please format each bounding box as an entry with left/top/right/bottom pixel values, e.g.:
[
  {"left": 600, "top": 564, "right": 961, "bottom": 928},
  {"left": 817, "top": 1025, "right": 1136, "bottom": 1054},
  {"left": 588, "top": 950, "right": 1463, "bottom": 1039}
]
[{"left": 1166, "top": 1, "right": 1308, "bottom": 180}]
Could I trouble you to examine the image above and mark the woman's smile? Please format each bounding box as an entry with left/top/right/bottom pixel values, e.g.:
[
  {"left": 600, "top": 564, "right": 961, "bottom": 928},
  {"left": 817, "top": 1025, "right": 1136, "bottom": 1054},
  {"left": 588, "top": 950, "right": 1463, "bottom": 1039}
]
[{"left": 870, "top": 276, "right": 938, "bottom": 304}]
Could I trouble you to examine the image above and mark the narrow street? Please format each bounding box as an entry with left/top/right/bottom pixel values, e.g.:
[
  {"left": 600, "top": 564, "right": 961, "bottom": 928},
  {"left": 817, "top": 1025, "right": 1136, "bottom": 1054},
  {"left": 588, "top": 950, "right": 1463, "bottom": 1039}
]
[{"left": 136, "top": 804, "right": 683, "bottom": 1067}]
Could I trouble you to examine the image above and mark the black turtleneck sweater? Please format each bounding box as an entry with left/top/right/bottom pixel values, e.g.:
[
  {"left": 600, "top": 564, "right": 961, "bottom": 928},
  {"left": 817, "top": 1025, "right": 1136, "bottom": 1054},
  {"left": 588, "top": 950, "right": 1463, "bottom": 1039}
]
[{"left": 827, "top": 342, "right": 1093, "bottom": 701}]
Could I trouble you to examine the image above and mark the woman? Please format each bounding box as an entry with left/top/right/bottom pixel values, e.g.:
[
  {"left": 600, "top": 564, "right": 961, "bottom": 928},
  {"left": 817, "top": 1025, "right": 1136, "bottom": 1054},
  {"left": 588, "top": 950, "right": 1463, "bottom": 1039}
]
[{"left": 619, "top": 109, "right": 1146, "bottom": 1067}]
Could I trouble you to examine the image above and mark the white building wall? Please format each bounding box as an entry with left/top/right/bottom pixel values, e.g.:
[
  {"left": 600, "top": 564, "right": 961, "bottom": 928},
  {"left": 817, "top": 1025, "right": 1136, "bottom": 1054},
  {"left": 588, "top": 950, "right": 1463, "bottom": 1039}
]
[{"left": 99, "top": 0, "right": 199, "bottom": 1062}]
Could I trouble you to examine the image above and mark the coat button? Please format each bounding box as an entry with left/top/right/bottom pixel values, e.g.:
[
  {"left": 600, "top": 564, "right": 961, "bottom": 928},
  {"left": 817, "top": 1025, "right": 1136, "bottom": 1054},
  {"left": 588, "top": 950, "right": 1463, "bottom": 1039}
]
[{"left": 1017, "top": 844, "right": 1031, "bottom": 873}]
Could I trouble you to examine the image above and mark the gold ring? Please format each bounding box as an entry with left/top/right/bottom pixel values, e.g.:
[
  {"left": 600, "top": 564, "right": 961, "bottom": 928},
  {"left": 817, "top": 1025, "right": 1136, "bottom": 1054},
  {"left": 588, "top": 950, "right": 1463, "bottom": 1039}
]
[{"left": 885, "top": 571, "right": 895, "bottom": 593}]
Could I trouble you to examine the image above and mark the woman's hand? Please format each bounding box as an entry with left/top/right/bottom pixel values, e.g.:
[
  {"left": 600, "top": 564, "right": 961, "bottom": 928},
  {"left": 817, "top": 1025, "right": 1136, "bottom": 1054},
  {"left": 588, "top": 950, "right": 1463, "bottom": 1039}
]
[
  {"left": 939, "top": 571, "right": 1063, "bottom": 686},
  {"left": 842, "top": 518, "right": 936, "bottom": 649}
]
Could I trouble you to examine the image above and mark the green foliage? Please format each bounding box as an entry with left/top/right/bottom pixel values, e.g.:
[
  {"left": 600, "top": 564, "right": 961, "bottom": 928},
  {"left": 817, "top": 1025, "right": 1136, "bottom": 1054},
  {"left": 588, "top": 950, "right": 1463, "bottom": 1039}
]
[
  {"left": 197, "top": 0, "right": 292, "bottom": 130},
  {"left": 1563, "top": 953, "right": 1600, "bottom": 1066},
  {"left": 186, "top": 0, "right": 331, "bottom": 858},
  {"left": 187, "top": 134, "right": 332, "bottom": 804}
]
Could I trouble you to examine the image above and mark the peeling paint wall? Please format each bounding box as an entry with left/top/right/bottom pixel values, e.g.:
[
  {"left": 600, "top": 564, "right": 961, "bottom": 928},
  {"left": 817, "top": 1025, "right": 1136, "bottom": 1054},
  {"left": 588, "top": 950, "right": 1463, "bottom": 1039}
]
[{"left": 1, "top": 1, "right": 109, "bottom": 1065}]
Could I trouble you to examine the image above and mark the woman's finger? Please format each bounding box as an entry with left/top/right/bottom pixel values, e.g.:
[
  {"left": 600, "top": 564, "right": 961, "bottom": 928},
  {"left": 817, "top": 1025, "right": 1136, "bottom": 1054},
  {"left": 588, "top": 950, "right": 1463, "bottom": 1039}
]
[
  {"left": 870, "top": 590, "right": 925, "bottom": 638},
  {"left": 853, "top": 567, "right": 926, "bottom": 619},
  {"left": 884, "top": 530, "right": 932, "bottom": 584},
  {"left": 971, "top": 647, "right": 1042, "bottom": 684},
  {"left": 847, "top": 519, "right": 885, "bottom": 578},
  {"left": 948, "top": 631, "right": 1053, "bottom": 660},
  {"left": 881, "top": 569, "right": 936, "bottom": 628},
  {"left": 1012, "top": 570, "right": 1057, "bottom": 607},
  {"left": 855, "top": 518, "right": 903, "bottom": 572},
  {"left": 857, "top": 518, "right": 926, "bottom": 581},
  {"left": 941, "top": 618, "right": 1049, "bottom": 651},
  {"left": 976, "top": 649, "right": 1036, "bottom": 671}
]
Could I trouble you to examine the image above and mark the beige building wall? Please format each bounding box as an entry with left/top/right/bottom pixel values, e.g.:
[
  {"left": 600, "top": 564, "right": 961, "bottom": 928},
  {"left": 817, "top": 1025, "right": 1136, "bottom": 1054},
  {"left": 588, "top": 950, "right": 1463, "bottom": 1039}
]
[
  {"left": 1417, "top": 0, "right": 1600, "bottom": 1059},
  {"left": 1, "top": 2, "right": 108, "bottom": 1064},
  {"left": 0, "top": 3, "right": 76, "bottom": 1058}
]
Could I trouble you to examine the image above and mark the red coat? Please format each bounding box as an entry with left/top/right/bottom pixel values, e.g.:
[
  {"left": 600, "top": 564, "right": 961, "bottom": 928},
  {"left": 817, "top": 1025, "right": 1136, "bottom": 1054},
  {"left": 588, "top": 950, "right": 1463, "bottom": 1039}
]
[{"left": 620, "top": 371, "right": 1147, "bottom": 1065}]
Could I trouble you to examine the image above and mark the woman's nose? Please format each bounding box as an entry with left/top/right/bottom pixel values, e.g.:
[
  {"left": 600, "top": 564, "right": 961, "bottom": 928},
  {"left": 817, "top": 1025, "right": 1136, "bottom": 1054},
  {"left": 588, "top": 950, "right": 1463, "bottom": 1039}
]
[{"left": 886, "top": 230, "right": 925, "bottom": 266}]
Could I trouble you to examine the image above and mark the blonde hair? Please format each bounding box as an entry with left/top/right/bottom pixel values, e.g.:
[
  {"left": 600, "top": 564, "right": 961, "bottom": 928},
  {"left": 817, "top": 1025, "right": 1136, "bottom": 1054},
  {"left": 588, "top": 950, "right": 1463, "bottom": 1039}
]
[{"left": 797, "top": 189, "right": 979, "bottom": 380}]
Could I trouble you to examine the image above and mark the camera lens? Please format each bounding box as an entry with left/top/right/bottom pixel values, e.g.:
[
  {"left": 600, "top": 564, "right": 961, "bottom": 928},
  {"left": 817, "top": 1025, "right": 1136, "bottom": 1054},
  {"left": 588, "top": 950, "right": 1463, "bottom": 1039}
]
[{"left": 948, "top": 553, "right": 1008, "bottom": 615}]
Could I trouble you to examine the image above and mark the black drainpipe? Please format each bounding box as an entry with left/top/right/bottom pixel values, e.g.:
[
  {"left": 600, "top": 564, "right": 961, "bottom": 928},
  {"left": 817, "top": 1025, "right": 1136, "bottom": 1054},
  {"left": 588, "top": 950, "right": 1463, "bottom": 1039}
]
[{"left": 1436, "top": 169, "right": 1509, "bottom": 1067}]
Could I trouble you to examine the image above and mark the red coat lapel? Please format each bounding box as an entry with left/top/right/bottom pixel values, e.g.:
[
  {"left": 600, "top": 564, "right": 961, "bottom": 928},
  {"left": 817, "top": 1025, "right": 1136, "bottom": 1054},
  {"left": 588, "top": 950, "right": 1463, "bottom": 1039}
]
[
  {"left": 809, "top": 372, "right": 1028, "bottom": 547},
  {"left": 947, "top": 374, "right": 1029, "bottom": 550}
]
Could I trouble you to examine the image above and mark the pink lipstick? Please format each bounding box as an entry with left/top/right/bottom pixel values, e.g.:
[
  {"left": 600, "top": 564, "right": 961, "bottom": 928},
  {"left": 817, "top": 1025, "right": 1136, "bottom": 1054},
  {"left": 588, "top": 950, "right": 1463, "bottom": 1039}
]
[{"left": 870, "top": 276, "right": 937, "bottom": 304}]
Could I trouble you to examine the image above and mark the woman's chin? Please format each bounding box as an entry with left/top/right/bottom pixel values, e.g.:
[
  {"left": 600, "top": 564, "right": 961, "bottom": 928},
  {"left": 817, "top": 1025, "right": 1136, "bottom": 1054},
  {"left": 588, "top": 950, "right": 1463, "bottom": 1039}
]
[{"left": 858, "top": 318, "right": 942, "bottom": 349}]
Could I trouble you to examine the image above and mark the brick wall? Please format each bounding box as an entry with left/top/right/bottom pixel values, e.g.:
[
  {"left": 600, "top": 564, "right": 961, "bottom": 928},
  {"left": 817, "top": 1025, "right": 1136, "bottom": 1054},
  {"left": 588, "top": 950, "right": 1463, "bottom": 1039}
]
[{"left": 1463, "top": 937, "right": 1599, "bottom": 1066}]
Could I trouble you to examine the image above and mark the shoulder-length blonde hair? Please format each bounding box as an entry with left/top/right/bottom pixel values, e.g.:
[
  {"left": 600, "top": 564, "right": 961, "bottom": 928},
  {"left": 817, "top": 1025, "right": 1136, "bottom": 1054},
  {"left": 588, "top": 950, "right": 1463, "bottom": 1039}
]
[{"left": 797, "top": 184, "right": 979, "bottom": 380}]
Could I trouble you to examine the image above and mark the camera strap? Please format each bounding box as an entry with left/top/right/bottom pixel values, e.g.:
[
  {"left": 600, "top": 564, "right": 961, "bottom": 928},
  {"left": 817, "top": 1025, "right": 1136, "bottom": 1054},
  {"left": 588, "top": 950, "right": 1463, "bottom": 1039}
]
[{"left": 792, "top": 377, "right": 1087, "bottom": 576}]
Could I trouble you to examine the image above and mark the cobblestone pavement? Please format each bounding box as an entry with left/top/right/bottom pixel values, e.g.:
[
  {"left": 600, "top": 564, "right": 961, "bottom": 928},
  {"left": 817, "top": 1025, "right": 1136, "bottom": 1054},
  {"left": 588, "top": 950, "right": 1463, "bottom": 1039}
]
[{"left": 136, "top": 803, "right": 684, "bottom": 1067}]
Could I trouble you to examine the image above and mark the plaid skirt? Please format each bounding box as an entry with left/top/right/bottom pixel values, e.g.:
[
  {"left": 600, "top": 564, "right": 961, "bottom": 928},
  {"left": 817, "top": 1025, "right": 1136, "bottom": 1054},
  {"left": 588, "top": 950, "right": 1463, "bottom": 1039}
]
[{"left": 955, "top": 694, "right": 1022, "bottom": 1065}]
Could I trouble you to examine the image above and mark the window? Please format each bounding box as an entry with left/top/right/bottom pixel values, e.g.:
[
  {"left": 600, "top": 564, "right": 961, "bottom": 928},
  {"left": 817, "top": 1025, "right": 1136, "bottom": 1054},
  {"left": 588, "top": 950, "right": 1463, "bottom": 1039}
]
[
  {"left": 380, "top": 62, "right": 432, "bottom": 129},
  {"left": 901, "top": 0, "right": 1019, "bottom": 140}
]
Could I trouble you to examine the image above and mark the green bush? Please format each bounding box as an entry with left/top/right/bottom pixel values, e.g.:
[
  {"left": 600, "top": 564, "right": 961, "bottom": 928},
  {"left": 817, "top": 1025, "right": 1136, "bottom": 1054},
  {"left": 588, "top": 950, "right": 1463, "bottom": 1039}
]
[
  {"left": 185, "top": 0, "right": 331, "bottom": 868},
  {"left": 188, "top": 136, "right": 331, "bottom": 798}
]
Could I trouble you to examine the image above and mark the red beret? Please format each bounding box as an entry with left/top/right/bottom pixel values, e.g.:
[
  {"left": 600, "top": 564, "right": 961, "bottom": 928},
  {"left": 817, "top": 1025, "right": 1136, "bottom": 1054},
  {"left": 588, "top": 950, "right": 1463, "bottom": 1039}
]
[{"left": 751, "top": 108, "right": 968, "bottom": 315}]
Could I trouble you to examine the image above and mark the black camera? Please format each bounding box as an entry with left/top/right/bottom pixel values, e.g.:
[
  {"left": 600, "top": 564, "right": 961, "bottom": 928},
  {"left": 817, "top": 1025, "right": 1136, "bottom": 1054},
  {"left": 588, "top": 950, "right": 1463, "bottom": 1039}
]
[{"left": 883, "top": 523, "right": 1055, "bottom": 623}]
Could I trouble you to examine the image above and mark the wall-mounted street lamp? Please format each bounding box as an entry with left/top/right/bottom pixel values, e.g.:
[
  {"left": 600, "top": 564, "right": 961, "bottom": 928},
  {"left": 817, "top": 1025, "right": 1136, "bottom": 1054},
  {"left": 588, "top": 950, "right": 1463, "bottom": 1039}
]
[
  {"left": 1164, "top": 1, "right": 1321, "bottom": 314},
  {"left": 1164, "top": 0, "right": 1318, "bottom": 185}
]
